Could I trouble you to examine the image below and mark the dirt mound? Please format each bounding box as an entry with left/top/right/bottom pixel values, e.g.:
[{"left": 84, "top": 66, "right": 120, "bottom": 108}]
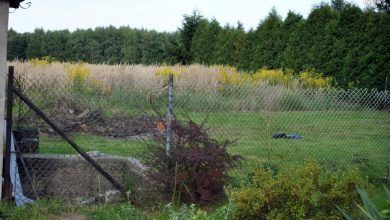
[
  {"left": 45, "top": 109, "right": 157, "bottom": 138},
  {"left": 17, "top": 97, "right": 159, "bottom": 138}
]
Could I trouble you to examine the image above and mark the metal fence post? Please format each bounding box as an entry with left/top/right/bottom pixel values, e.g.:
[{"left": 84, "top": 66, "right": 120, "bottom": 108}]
[
  {"left": 166, "top": 74, "right": 174, "bottom": 156},
  {"left": 2, "top": 66, "right": 14, "bottom": 202}
]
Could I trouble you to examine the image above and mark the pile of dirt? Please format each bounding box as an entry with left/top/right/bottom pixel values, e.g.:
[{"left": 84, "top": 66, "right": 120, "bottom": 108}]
[
  {"left": 45, "top": 110, "right": 157, "bottom": 138},
  {"left": 17, "top": 97, "right": 159, "bottom": 138}
]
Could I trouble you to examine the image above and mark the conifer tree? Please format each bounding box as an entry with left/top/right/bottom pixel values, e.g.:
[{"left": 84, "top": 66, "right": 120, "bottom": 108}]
[{"left": 179, "top": 10, "right": 203, "bottom": 64}]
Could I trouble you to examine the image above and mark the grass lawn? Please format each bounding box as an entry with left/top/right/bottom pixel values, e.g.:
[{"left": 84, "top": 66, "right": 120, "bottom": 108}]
[{"left": 39, "top": 110, "right": 390, "bottom": 180}]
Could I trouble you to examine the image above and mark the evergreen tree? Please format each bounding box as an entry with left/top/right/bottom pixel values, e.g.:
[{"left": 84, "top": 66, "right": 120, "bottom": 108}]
[
  {"left": 304, "top": 4, "right": 338, "bottom": 71},
  {"left": 356, "top": 9, "right": 390, "bottom": 89},
  {"left": 331, "top": 0, "right": 347, "bottom": 11},
  {"left": 26, "top": 28, "right": 47, "bottom": 59},
  {"left": 104, "top": 26, "right": 124, "bottom": 64},
  {"left": 141, "top": 31, "right": 168, "bottom": 64},
  {"left": 214, "top": 23, "right": 244, "bottom": 66},
  {"left": 192, "top": 19, "right": 221, "bottom": 64},
  {"left": 238, "top": 29, "right": 256, "bottom": 70},
  {"left": 251, "top": 8, "right": 284, "bottom": 70},
  {"left": 179, "top": 10, "right": 203, "bottom": 64},
  {"left": 332, "top": 5, "right": 364, "bottom": 86},
  {"left": 45, "top": 30, "right": 71, "bottom": 61},
  {"left": 7, "top": 29, "right": 28, "bottom": 60},
  {"left": 165, "top": 32, "right": 184, "bottom": 64},
  {"left": 281, "top": 11, "right": 304, "bottom": 71},
  {"left": 121, "top": 28, "right": 137, "bottom": 64},
  {"left": 69, "top": 29, "right": 93, "bottom": 62},
  {"left": 376, "top": 0, "right": 390, "bottom": 14}
]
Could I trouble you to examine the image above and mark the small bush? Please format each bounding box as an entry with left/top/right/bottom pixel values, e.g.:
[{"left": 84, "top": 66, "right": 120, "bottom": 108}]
[
  {"left": 230, "top": 161, "right": 369, "bottom": 219},
  {"left": 88, "top": 202, "right": 145, "bottom": 220},
  {"left": 145, "top": 119, "right": 243, "bottom": 205},
  {"left": 164, "top": 203, "right": 209, "bottom": 220},
  {"left": 28, "top": 56, "right": 56, "bottom": 65},
  {"left": 66, "top": 64, "right": 111, "bottom": 97},
  {"left": 163, "top": 201, "right": 236, "bottom": 220},
  {"left": 252, "top": 68, "right": 293, "bottom": 86},
  {"left": 299, "top": 69, "right": 332, "bottom": 88}
]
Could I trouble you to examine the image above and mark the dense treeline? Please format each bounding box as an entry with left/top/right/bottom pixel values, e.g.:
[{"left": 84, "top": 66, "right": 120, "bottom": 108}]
[{"left": 7, "top": 1, "right": 390, "bottom": 89}]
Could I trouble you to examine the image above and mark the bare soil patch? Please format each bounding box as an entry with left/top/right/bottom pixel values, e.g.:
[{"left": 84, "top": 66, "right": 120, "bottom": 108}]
[{"left": 17, "top": 97, "right": 158, "bottom": 138}]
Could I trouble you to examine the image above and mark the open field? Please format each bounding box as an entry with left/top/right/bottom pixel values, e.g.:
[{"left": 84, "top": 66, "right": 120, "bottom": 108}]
[
  {"left": 9, "top": 61, "right": 389, "bottom": 181},
  {"left": 39, "top": 110, "right": 390, "bottom": 180}
]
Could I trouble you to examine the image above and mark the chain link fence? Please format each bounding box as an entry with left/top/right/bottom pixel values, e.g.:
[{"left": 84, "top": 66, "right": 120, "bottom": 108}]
[{"left": 7, "top": 62, "right": 390, "bottom": 205}]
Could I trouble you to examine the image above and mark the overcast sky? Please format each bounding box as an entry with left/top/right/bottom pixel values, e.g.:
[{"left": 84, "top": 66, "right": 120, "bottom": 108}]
[{"left": 8, "top": 0, "right": 369, "bottom": 33}]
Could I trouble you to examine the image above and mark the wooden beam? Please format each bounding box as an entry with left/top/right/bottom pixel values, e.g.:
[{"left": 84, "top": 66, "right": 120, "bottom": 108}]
[
  {"left": 12, "top": 86, "right": 126, "bottom": 195},
  {"left": 0, "top": 0, "right": 9, "bottom": 199}
]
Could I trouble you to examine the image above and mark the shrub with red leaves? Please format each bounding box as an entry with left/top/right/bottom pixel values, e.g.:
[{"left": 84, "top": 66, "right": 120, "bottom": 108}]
[{"left": 145, "top": 119, "right": 243, "bottom": 205}]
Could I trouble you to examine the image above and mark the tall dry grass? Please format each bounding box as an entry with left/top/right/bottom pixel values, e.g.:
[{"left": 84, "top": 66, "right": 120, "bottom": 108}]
[
  {"left": 9, "top": 61, "right": 331, "bottom": 92},
  {"left": 10, "top": 60, "right": 358, "bottom": 115}
]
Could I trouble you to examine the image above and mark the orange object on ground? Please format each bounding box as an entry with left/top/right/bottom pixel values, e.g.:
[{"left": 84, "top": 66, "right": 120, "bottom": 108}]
[{"left": 157, "top": 121, "right": 166, "bottom": 131}]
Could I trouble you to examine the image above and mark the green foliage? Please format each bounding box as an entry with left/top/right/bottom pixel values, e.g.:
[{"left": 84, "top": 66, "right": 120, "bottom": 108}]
[
  {"left": 213, "top": 23, "right": 244, "bottom": 66},
  {"left": 250, "top": 8, "right": 284, "bottom": 70},
  {"left": 164, "top": 203, "right": 209, "bottom": 220},
  {"left": 0, "top": 200, "right": 145, "bottom": 220},
  {"left": 88, "top": 202, "right": 145, "bottom": 220},
  {"left": 0, "top": 199, "right": 77, "bottom": 220},
  {"left": 337, "top": 186, "right": 390, "bottom": 220},
  {"left": 192, "top": 19, "right": 221, "bottom": 64},
  {"left": 179, "top": 10, "right": 204, "bottom": 64},
  {"left": 237, "top": 29, "right": 256, "bottom": 70},
  {"left": 376, "top": 0, "right": 390, "bottom": 15},
  {"left": 161, "top": 201, "right": 236, "bottom": 220},
  {"left": 280, "top": 11, "right": 304, "bottom": 70},
  {"left": 7, "top": 28, "right": 28, "bottom": 61},
  {"left": 229, "top": 161, "right": 369, "bottom": 219},
  {"left": 331, "top": 0, "right": 347, "bottom": 11}
]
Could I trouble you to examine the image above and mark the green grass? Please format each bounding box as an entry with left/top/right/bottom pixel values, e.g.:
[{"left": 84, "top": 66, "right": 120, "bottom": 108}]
[
  {"left": 38, "top": 110, "right": 390, "bottom": 180},
  {"left": 0, "top": 199, "right": 147, "bottom": 220},
  {"left": 40, "top": 134, "right": 149, "bottom": 157},
  {"left": 1, "top": 186, "right": 388, "bottom": 220},
  {"left": 0, "top": 199, "right": 226, "bottom": 220}
]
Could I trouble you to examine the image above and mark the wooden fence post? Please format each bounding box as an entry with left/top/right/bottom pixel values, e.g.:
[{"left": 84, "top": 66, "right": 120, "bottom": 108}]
[
  {"left": 166, "top": 74, "right": 174, "bottom": 156},
  {"left": 2, "top": 66, "right": 14, "bottom": 202},
  {"left": 0, "top": 0, "right": 10, "bottom": 199}
]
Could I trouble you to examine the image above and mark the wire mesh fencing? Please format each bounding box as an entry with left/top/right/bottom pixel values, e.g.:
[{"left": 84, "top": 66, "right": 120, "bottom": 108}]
[
  {"left": 172, "top": 82, "right": 390, "bottom": 181},
  {"left": 10, "top": 65, "right": 167, "bottom": 205},
  {"left": 8, "top": 62, "right": 390, "bottom": 205}
]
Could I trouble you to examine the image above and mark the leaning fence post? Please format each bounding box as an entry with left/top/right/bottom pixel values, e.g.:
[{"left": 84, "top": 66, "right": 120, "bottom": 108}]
[
  {"left": 12, "top": 86, "right": 126, "bottom": 195},
  {"left": 166, "top": 74, "right": 174, "bottom": 156},
  {"left": 3, "top": 66, "right": 14, "bottom": 202}
]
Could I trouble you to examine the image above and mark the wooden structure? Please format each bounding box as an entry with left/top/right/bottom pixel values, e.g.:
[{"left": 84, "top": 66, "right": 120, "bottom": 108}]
[{"left": 0, "top": 0, "right": 24, "bottom": 199}]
